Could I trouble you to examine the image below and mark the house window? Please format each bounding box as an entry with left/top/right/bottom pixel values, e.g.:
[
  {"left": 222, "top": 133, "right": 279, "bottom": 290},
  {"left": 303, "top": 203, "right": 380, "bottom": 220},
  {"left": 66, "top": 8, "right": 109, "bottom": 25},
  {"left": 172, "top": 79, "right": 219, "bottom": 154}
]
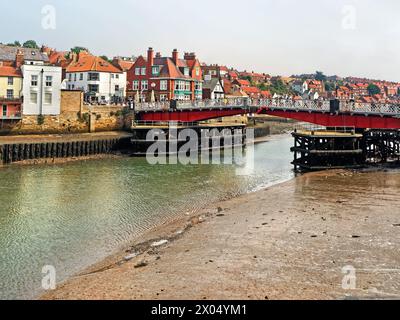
[
  {"left": 80, "top": 73, "right": 83, "bottom": 80},
  {"left": 8, "top": 77, "right": 13, "bottom": 85},
  {"left": 195, "top": 82, "right": 202, "bottom": 91},
  {"left": 141, "top": 80, "right": 148, "bottom": 90},
  {"left": 46, "top": 76, "right": 53, "bottom": 87},
  {"left": 2, "top": 105, "right": 6, "bottom": 117},
  {"left": 141, "top": 67, "right": 146, "bottom": 75},
  {"left": 185, "top": 82, "right": 190, "bottom": 91},
  {"left": 195, "top": 67, "right": 200, "bottom": 76},
  {"left": 68, "top": 73, "right": 72, "bottom": 81},
  {"left": 135, "top": 67, "right": 140, "bottom": 75},
  {"left": 88, "top": 84, "right": 99, "bottom": 93},
  {"left": 44, "top": 93, "right": 52, "bottom": 104},
  {"left": 74, "top": 73, "right": 77, "bottom": 81},
  {"left": 115, "top": 74, "right": 119, "bottom": 79},
  {"left": 132, "top": 80, "right": 139, "bottom": 90},
  {"left": 31, "top": 75, "right": 38, "bottom": 86},
  {"left": 115, "top": 85, "right": 119, "bottom": 92},
  {"left": 183, "top": 68, "right": 189, "bottom": 76},
  {"left": 6, "top": 89, "right": 13, "bottom": 99},
  {"left": 152, "top": 66, "right": 159, "bottom": 76},
  {"left": 88, "top": 73, "right": 100, "bottom": 81},
  {"left": 160, "top": 94, "right": 167, "bottom": 101},
  {"left": 160, "top": 80, "right": 167, "bottom": 91},
  {"left": 111, "top": 74, "right": 114, "bottom": 79},
  {"left": 30, "top": 92, "right": 38, "bottom": 103}
]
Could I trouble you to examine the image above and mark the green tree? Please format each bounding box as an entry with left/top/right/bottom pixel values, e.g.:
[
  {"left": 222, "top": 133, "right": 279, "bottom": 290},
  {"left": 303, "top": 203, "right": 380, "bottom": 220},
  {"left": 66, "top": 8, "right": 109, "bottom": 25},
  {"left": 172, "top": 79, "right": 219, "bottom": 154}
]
[
  {"left": 23, "top": 40, "right": 39, "bottom": 49},
  {"left": 100, "top": 55, "right": 111, "bottom": 63},
  {"left": 367, "top": 84, "right": 381, "bottom": 95},
  {"left": 315, "top": 71, "right": 327, "bottom": 82},
  {"left": 267, "top": 78, "right": 291, "bottom": 95},
  {"left": 70, "top": 46, "right": 88, "bottom": 54},
  {"left": 325, "top": 82, "right": 336, "bottom": 92},
  {"left": 6, "top": 41, "right": 21, "bottom": 47}
]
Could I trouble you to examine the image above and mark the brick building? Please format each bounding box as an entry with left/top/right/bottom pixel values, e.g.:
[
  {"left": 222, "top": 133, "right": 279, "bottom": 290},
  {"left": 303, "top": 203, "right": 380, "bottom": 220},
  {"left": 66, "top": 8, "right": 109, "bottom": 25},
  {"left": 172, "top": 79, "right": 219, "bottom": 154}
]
[{"left": 126, "top": 48, "right": 203, "bottom": 102}]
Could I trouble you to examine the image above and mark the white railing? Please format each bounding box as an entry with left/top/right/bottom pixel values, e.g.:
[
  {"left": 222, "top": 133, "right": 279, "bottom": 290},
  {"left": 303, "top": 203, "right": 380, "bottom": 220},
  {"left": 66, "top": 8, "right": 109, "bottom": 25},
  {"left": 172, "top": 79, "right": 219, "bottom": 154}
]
[
  {"left": 134, "top": 101, "right": 170, "bottom": 111},
  {"left": 340, "top": 101, "right": 400, "bottom": 116},
  {"left": 133, "top": 98, "right": 400, "bottom": 117}
]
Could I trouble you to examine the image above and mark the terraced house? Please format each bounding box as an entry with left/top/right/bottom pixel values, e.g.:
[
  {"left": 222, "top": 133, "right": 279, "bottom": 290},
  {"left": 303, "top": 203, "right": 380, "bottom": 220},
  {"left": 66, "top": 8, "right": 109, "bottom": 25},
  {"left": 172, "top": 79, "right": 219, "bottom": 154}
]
[
  {"left": 0, "top": 64, "right": 22, "bottom": 120},
  {"left": 66, "top": 52, "right": 126, "bottom": 104},
  {"left": 0, "top": 45, "right": 62, "bottom": 117},
  {"left": 127, "top": 48, "right": 203, "bottom": 102}
]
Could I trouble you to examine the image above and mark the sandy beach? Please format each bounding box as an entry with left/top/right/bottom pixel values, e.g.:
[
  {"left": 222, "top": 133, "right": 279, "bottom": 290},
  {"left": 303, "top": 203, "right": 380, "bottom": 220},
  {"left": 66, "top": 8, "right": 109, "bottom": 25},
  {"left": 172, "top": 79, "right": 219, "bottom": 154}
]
[{"left": 42, "top": 168, "right": 400, "bottom": 300}]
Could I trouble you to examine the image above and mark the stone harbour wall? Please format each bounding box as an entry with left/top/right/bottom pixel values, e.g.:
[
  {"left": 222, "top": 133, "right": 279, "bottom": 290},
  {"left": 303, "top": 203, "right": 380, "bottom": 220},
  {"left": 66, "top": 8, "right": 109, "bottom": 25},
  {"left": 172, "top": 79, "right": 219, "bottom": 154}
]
[{"left": 0, "top": 90, "right": 132, "bottom": 135}]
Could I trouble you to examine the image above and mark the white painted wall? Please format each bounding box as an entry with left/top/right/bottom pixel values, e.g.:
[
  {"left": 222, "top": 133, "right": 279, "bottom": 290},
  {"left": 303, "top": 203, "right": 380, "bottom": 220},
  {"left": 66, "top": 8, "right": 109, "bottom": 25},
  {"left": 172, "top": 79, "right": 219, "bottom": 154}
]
[
  {"left": 21, "top": 64, "right": 62, "bottom": 115},
  {"left": 66, "top": 71, "right": 126, "bottom": 102}
]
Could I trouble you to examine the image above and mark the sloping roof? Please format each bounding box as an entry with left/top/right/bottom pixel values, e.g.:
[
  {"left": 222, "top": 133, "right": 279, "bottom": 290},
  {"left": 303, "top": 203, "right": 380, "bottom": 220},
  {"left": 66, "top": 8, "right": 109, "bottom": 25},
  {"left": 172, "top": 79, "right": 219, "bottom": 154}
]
[
  {"left": 203, "top": 78, "right": 223, "bottom": 92},
  {"left": 154, "top": 57, "right": 191, "bottom": 79},
  {"left": 0, "top": 45, "right": 49, "bottom": 62},
  {"left": 113, "top": 59, "right": 135, "bottom": 72},
  {"left": 66, "top": 53, "right": 122, "bottom": 73},
  {"left": 0, "top": 66, "right": 22, "bottom": 77},
  {"left": 261, "top": 90, "right": 271, "bottom": 98},
  {"left": 243, "top": 86, "right": 261, "bottom": 94},
  {"left": 48, "top": 51, "right": 68, "bottom": 64},
  {"left": 236, "top": 79, "right": 250, "bottom": 87}
]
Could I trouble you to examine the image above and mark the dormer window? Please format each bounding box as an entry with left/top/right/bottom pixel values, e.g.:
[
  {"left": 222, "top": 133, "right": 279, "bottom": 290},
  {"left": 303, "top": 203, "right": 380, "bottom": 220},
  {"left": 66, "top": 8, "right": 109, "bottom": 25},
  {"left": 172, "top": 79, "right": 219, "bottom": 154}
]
[
  {"left": 152, "top": 66, "right": 159, "bottom": 76},
  {"left": 184, "top": 67, "right": 189, "bottom": 76}
]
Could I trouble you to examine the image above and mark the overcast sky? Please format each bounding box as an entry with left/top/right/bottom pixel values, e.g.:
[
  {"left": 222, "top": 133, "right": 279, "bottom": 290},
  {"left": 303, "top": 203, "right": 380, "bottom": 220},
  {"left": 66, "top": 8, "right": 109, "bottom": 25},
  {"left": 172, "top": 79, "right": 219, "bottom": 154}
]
[{"left": 1, "top": 0, "right": 399, "bottom": 81}]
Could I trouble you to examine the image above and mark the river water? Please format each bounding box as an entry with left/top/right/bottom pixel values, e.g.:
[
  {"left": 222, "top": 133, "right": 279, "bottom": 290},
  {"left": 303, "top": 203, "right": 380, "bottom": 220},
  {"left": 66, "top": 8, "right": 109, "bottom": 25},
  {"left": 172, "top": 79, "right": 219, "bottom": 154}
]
[{"left": 0, "top": 135, "right": 294, "bottom": 299}]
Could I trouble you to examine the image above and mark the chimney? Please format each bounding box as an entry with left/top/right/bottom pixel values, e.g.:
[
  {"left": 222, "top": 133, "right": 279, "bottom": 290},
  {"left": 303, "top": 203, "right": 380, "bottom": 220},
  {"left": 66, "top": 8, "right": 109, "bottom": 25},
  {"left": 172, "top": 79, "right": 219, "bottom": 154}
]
[
  {"left": 184, "top": 52, "right": 196, "bottom": 61},
  {"left": 172, "top": 49, "right": 178, "bottom": 65},
  {"left": 147, "top": 47, "right": 154, "bottom": 73},
  {"left": 15, "top": 49, "right": 25, "bottom": 68}
]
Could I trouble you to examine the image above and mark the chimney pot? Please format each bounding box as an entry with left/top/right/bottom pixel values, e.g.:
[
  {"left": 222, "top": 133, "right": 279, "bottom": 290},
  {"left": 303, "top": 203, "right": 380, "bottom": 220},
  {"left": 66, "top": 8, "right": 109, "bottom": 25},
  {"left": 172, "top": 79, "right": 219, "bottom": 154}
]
[{"left": 172, "top": 49, "right": 179, "bottom": 65}]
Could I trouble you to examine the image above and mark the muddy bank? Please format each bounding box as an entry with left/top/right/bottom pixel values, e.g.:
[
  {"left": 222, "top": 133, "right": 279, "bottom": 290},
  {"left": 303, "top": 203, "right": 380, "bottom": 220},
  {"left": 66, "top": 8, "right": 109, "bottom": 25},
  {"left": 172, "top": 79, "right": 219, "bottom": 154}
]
[{"left": 41, "top": 168, "right": 400, "bottom": 300}]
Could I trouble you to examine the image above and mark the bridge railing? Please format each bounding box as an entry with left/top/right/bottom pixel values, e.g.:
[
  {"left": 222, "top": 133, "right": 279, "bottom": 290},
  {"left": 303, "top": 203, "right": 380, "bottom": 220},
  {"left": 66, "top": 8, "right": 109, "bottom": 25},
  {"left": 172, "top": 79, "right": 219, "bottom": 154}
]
[
  {"left": 176, "top": 98, "right": 247, "bottom": 109},
  {"left": 133, "top": 98, "right": 400, "bottom": 116},
  {"left": 340, "top": 101, "right": 400, "bottom": 116},
  {"left": 250, "top": 99, "right": 331, "bottom": 112}
]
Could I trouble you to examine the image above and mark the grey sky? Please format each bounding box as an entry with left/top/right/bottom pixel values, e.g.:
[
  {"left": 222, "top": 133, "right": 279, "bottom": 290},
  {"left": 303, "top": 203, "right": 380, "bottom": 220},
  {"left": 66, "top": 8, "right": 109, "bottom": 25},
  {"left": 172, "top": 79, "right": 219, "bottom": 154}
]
[{"left": 1, "top": 0, "right": 399, "bottom": 81}]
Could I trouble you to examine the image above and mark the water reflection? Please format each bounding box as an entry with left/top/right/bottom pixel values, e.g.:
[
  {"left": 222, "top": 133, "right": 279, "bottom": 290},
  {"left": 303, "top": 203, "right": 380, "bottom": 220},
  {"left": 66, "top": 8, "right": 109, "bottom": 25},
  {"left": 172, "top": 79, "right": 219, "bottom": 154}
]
[{"left": 0, "top": 136, "right": 294, "bottom": 299}]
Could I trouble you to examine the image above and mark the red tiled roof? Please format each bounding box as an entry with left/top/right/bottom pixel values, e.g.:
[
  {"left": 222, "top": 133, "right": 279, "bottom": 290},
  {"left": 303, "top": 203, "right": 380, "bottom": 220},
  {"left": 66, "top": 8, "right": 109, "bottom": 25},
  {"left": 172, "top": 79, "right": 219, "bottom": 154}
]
[
  {"left": 261, "top": 90, "right": 271, "bottom": 98},
  {"left": 236, "top": 79, "right": 250, "bottom": 87},
  {"left": 243, "top": 86, "right": 261, "bottom": 94},
  {"left": 0, "top": 66, "right": 22, "bottom": 77},
  {"left": 48, "top": 51, "right": 68, "bottom": 64},
  {"left": 67, "top": 53, "right": 122, "bottom": 73},
  {"left": 114, "top": 59, "right": 135, "bottom": 72}
]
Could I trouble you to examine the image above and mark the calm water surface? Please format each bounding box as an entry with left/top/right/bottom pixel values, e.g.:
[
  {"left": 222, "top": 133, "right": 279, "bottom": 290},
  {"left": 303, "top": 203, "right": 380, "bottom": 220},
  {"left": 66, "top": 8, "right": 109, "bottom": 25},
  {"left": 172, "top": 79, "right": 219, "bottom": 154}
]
[{"left": 0, "top": 135, "right": 294, "bottom": 299}]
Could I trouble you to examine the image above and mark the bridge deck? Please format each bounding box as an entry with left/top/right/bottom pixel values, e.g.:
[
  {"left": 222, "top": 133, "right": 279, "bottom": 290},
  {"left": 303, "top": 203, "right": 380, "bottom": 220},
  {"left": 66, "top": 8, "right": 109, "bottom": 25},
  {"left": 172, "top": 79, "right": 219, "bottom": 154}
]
[{"left": 133, "top": 99, "right": 400, "bottom": 130}]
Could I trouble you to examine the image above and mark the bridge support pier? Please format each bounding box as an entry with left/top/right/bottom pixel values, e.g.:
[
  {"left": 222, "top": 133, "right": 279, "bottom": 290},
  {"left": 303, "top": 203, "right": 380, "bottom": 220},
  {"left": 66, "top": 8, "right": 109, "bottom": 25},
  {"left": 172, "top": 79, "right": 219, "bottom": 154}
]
[
  {"left": 291, "top": 129, "right": 365, "bottom": 171},
  {"left": 130, "top": 122, "right": 247, "bottom": 157},
  {"left": 363, "top": 129, "right": 400, "bottom": 164}
]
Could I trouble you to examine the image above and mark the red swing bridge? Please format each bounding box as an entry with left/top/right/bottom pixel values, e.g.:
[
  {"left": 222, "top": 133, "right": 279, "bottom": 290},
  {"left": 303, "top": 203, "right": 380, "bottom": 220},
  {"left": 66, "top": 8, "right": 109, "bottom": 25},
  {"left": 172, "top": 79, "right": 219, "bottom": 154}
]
[
  {"left": 134, "top": 98, "right": 400, "bottom": 129},
  {"left": 131, "top": 98, "right": 400, "bottom": 170}
]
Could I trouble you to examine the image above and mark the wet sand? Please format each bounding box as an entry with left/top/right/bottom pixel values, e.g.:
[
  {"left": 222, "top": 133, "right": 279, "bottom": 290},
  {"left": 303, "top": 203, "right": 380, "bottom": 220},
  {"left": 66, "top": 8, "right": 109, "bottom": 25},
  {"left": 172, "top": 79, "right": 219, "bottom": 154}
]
[{"left": 42, "top": 168, "right": 400, "bottom": 300}]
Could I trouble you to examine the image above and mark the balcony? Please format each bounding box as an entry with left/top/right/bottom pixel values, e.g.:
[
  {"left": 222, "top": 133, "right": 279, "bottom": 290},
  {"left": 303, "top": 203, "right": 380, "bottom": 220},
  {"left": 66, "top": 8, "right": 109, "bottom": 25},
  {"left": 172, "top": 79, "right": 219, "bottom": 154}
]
[
  {"left": 1, "top": 113, "right": 22, "bottom": 120},
  {"left": 0, "top": 96, "right": 22, "bottom": 103}
]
